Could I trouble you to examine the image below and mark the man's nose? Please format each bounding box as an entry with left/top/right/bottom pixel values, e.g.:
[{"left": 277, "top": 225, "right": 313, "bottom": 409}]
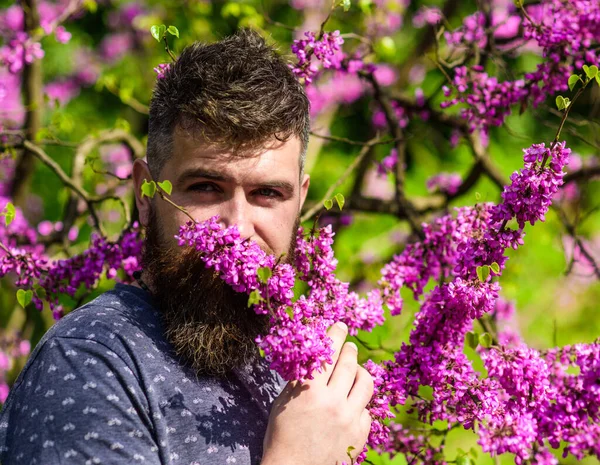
[{"left": 218, "top": 193, "right": 255, "bottom": 239}]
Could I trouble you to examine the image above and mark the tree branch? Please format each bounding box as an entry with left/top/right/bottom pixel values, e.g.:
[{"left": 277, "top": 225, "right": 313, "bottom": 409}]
[
  {"left": 360, "top": 70, "right": 424, "bottom": 238},
  {"left": 21, "top": 140, "right": 105, "bottom": 236},
  {"left": 11, "top": 0, "right": 44, "bottom": 208},
  {"left": 301, "top": 138, "right": 379, "bottom": 223}
]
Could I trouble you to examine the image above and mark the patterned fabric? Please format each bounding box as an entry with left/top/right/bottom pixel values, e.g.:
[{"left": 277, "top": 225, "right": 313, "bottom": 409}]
[{"left": 0, "top": 284, "right": 286, "bottom": 464}]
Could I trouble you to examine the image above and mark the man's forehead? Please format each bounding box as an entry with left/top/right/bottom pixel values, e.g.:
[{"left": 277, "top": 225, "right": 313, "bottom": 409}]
[{"left": 168, "top": 128, "right": 302, "bottom": 181}]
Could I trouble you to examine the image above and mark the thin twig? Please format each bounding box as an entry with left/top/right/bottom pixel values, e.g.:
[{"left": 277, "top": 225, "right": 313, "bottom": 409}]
[
  {"left": 22, "top": 140, "right": 105, "bottom": 236},
  {"left": 301, "top": 138, "right": 379, "bottom": 222},
  {"left": 309, "top": 132, "right": 401, "bottom": 147},
  {"left": 157, "top": 189, "right": 196, "bottom": 224},
  {"left": 553, "top": 205, "right": 600, "bottom": 280}
]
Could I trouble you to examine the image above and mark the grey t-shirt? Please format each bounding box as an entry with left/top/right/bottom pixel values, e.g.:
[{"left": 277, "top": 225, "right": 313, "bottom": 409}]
[{"left": 0, "top": 283, "right": 286, "bottom": 465}]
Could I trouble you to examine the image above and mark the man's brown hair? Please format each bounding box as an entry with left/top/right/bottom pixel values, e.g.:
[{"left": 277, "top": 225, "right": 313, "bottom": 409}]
[{"left": 146, "top": 28, "right": 311, "bottom": 180}]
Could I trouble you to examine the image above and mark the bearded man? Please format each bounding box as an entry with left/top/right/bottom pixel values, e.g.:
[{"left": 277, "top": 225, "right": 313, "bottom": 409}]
[{"left": 0, "top": 29, "right": 373, "bottom": 465}]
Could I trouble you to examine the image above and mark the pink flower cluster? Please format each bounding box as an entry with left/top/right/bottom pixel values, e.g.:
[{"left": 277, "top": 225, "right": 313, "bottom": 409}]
[
  {"left": 426, "top": 172, "right": 462, "bottom": 195},
  {"left": 290, "top": 30, "right": 344, "bottom": 83},
  {"left": 445, "top": 12, "right": 487, "bottom": 49},
  {"left": 439, "top": 0, "right": 600, "bottom": 134},
  {"left": 365, "top": 139, "right": 600, "bottom": 464},
  {"left": 0, "top": 1, "right": 81, "bottom": 74},
  {"left": 492, "top": 142, "right": 570, "bottom": 228},
  {"left": 441, "top": 65, "right": 528, "bottom": 134},
  {"left": 176, "top": 219, "right": 384, "bottom": 382},
  {"left": 153, "top": 62, "right": 171, "bottom": 79},
  {"left": 0, "top": 32, "right": 44, "bottom": 74},
  {"left": 0, "top": 227, "right": 143, "bottom": 320}
]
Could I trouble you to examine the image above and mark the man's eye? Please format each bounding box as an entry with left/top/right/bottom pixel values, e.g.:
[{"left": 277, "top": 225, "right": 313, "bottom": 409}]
[
  {"left": 256, "top": 188, "right": 282, "bottom": 198},
  {"left": 188, "top": 183, "right": 218, "bottom": 192}
]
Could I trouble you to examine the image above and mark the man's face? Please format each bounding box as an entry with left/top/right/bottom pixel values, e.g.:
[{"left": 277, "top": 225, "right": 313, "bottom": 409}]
[
  {"left": 132, "top": 129, "right": 310, "bottom": 375},
  {"left": 134, "top": 128, "right": 310, "bottom": 257}
]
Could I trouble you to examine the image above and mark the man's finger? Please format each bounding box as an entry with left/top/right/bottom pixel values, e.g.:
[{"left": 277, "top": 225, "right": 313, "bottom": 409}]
[
  {"left": 316, "top": 322, "right": 348, "bottom": 384},
  {"left": 347, "top": 365, "right": 375, "bottom": 414},
  {"left": 327, "top": 341, "right": 359, "bottom": 395}
]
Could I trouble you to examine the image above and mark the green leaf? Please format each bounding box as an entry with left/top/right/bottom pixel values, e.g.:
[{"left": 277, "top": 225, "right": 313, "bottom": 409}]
[
  {"left": 556, "top": 95, "right": 566, "bottom": 111},
  {"left": 340, "top": 0, "right": 351, "bottom": 11},
  {"left": 3, "top": 202, "right": 15, "bottom": 226},
  {"left": 514, "top": 0, "right": 522, "bottom": 6},
  {"left": 568, "top": 74, "right": 581, "bottom": 91},
  {"left": 258, "top": 347, "right": 266, "bottom": 358},
  {"left": 596, "top": 74, "right": 600, "bottom": 86},
  {"left": 476, "top": 265, "right": 490, "bottom": 282},
  {"left": 34, "top": 285, "right": 46, "bottom": 299},
  {"left": 475, "top": 192, "right": 481, "bottom": 201},
  {"left": 346, "top": 445, "right": 356, "bottom": 461},
  {"left": 285, "top": 306, "right": 294, "bottom": 318},
  {"left": 469, "top": 447, "right": 479, "bottom": 459},
  {"left": 490, "top": 262, "right": 500, "bottom": 274},
  {"left": 466, "top": 331, "right": 479, "bottom": 350},
  {"left": 16, "top": 289, "right": 33, "bottom": 308},
  {"left": 479, "top": 332, "right": 493, "bottom": 348},
  {"left": 324, "top": 199, "right": 333, "bottom": 210},
  {"left": 150, "top": 25, "right": 163, "bottom": 42},
  {"left": 141, "top": 179, "right": 157, "bottom": 198},
  {"left": 247, "top": 289, "right": 262, "bottom": 307},
  {"left": 257, "top": 266, "right": 272, "bottom": 284},
  {"left": 583, "top": 64, "right": 598, "bottom": 79},
  {"left": 151, "top": 24, "right": 166, "bottom": 42},
  {"left": 432, "top": 452, "right": 445, "bottom": 461},
  {"left": 157, "top": 180, "right": 173, "bottom": 195},
  {"left": 456, "top": 456, "right": 472, "bottom": 465},
  {"left": 334, "top": 193, "right": 345, "bottom": 210},
  {"left": 167, "top": 25, "right": 179, "bottom": 38}
]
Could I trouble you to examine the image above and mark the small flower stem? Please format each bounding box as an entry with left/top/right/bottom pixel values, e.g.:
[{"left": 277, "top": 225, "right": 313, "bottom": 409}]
[
  {"left": 541, "top": 79, "right": 589, "bottom": 169},
  {"left": 163, "top": 36, "right": 177, "bottom": 62},
  {"left": 477, "top": 317, "right": 498, "bottom": 345},
  {"left": 516, "top": 2, "right": 542, "bottom": 33},
  {"left": 0, "top": 240, "right": 14, "bottom": 257},
  {"left": 157, "top": 189, "right": 196, "bottom": 223}
]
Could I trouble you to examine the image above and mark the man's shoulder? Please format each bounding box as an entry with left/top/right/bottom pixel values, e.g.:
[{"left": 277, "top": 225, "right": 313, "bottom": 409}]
[
  {"left": 44, "top": 283, "right": 162, "bottom": 346},
  {"left": 0, "top": 285, "right": 167, "bottom": 415}
]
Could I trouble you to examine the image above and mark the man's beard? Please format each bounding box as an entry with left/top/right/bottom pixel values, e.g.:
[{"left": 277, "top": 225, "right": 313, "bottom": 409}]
[{"left": 141, "top": 209, "right": 298, "bottom": 377}]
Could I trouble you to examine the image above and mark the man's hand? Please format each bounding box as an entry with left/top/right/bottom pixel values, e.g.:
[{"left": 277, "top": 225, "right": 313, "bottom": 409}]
[{"left": 261, "top": 322, "right": 374, "bottom": 465}]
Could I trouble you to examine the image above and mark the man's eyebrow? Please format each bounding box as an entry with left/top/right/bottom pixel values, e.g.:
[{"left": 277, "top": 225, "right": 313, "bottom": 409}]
[
  {"left": 177, "top": 168, "right": 231, "bottom": 183},
  {"left": 177, "top": 167, "right": 295, "bottom": 193},
  {"left": 258, "top": 180, "right": 295, "bottom": 194}
]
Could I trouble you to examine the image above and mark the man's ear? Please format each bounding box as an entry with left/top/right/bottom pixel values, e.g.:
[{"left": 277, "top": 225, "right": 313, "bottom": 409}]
[
  {"left": 132, "top": 159, "right": 153, "bottom": 227},
  {"left": 299, "top": 173, "right": 310, "bottom": 211}
]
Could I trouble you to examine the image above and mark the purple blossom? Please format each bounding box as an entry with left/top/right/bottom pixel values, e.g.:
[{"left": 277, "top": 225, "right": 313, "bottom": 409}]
[
  {"left": 290, "top": 30, "right": 344, "bottom": 84},
  {"left": 153, "top": 63, "right": 171, "bottom": 80},
  {"left": 413, "top": 6, "right": 443, "bottom": 28},
  {"left": 44, "top": 78, "right": 80, "bottom": 106},
  {"left": 492, "top": 142, "right": 570, "bottom": 228},
  {"left": 426, "top": 172, "right": 462, "bottom": 195},
  {"left": 54, "top": 25, "right": 71, "bottom": 43},
  {"left": 0, "top": 32, "right": 44, "bottom": 74}
]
